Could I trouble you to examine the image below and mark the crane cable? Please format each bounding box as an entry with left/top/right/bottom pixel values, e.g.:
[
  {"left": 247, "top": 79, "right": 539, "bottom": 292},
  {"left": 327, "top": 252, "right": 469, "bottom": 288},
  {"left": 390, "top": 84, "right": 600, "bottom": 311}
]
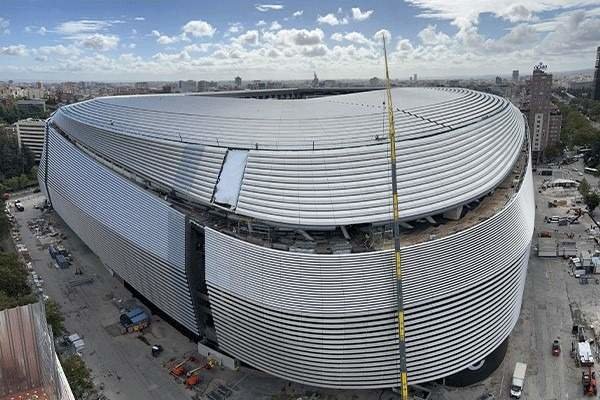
[{"left": 382, "top": 35, "right": 408, "bottom": 400}]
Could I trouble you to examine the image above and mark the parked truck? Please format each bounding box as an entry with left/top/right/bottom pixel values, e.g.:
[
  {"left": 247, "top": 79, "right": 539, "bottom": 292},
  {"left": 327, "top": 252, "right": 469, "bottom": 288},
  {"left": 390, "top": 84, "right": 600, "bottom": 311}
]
[
  {"left": 119, "top": 307, "right": 150, "bottom": 334},
  {"left": 510, "top": 362, "right": 527, "bottom": 398}
]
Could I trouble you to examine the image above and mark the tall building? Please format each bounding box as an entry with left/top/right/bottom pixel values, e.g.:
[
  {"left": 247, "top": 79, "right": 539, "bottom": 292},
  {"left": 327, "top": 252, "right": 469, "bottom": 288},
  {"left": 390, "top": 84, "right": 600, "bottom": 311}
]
[
  {"left": 594, "top": 46, "right": 600, "bottom": 101},
  {"left": 177, "top": 80, "right": 197, "bottom": 93},
  {"left": 234, "top": 76, "right": 242, "bottom": 89},
  {"left": 512, "top": 70, "right": 519, "bottom": 82},
  {"left": 527, "top": 63, "right": 560, "bottom": 162},
  {"left": 16, "top": 118, "right": 46, "bottom": 162},
  {"left": 413, "top": 73, "right": 418, "bottom": 81}
]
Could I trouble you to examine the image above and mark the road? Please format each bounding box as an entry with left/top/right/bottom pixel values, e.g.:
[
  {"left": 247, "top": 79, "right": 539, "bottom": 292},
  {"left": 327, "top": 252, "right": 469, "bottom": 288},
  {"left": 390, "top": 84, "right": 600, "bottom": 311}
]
[{"left": 11, "top": 193, "right": 197, "bottom": 400}]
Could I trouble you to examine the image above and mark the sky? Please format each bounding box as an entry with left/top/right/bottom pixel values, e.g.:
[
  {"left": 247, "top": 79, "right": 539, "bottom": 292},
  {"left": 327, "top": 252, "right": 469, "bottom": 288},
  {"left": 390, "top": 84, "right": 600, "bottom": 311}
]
[{"left": 0, "top": 0, "right": 599, "bottom": 81}]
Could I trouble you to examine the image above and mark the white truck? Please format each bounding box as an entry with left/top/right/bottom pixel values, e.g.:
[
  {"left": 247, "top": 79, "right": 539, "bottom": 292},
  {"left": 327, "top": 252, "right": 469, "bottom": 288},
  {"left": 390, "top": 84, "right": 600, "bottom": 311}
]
[{"left": 510, "top": 362, "right": 527, "bottom": 398}]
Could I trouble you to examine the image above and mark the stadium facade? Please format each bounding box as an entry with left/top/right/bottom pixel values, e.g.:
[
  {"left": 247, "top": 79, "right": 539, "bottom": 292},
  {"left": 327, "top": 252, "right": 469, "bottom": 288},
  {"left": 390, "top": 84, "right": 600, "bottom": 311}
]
[{"left": 39, "top": 87, "right": 534, "bottom": 389}]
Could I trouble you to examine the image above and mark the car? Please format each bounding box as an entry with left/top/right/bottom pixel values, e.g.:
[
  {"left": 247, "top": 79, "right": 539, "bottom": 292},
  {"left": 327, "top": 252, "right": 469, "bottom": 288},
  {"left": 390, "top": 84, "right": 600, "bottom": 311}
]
[{"left": 552, "top": 339, "right": 561, "bottom": 356}]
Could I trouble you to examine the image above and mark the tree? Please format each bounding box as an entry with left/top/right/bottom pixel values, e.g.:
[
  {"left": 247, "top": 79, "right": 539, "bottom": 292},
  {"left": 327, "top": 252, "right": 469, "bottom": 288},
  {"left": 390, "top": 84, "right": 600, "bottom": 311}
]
[
  {"left": 0, "top": 253, "right": 31, "bottom": 298},
  {"left": 0, "top": 199, "right": 8, "bottom": 239},
  {"left": 584, "top": 191, "right": 600, "bottom": 213},
  {"left": 579, "top": 178, "right": 591, "bottom": 196},
  {"left": 61, "top": 355, "right": 95, "bottom": 399},
  {"left": 45, "top": 300, "right": 65, "bottom": 336}
]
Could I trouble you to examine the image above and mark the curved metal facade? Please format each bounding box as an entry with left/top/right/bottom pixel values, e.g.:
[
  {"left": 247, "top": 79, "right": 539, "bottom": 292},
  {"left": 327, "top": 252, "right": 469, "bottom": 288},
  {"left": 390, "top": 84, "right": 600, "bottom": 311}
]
[
  {"left": 205, "top": 164, "right": 534, "bottom": 388},
  {"left": 39, "top": 127, "right": 198, "bottom": 334},
  {"left": 40, "top": 87, "right": 535, "bottom": 389}
]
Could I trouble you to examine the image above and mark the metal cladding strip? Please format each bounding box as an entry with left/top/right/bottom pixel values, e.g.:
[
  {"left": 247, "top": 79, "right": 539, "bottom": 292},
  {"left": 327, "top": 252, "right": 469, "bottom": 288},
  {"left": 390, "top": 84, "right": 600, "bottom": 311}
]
[
  {"left": 204, "top": 164, "right": 534, "bottom": 388},
  {"left": 52, "top": 89, "right": 524, "bottom": 227},
  {"left": 39, "top": 128, "right": 198, "bottom": 334}
]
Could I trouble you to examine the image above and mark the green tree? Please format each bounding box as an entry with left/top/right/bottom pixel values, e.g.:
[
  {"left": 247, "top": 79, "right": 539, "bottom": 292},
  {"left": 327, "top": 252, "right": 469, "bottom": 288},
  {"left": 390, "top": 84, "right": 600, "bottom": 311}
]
[
  {"left": 0, "top": 253, "right": 31, "bottom": 298},
  {"left": 0, "top": 199, "right": 8, "bottom": 239},
  {"left": 61, "top": 355, "right": 95, "bottom": 399},
  {"left": 584, "top": 191, "right": 600, "bottom": 213},
  {"left": 45, "top": 300, "right": 65, "bottom": 336},
  {"left": 0, "top": 290, "right": 36, "bottom": 311},
  {"left": 579, "top": 178, "right": 591, "bottom": 196}
]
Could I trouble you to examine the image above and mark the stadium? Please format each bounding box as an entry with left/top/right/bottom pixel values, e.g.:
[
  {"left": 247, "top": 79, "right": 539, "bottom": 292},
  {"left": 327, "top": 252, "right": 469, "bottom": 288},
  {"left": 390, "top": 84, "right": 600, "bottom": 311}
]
[{"left": 38, "top": 87, "right": 534, "bottom": 389}]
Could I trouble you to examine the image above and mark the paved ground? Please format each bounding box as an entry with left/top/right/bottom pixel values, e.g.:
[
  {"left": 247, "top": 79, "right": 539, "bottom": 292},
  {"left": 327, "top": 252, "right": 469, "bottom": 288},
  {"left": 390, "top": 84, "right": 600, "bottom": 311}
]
[{"left": 9, "top": 161, "right": 600, "bottom": 400}]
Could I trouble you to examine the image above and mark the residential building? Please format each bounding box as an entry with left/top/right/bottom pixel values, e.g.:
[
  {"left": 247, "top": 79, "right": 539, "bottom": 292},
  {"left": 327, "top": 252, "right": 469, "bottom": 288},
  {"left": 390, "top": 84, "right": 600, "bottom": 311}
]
[
  {"left": 16, "top": 98, "right": 46, "bottom": 113},
  {"left": 177, "top": 80, "right": 197, "bottom": 93},
  {"left": 16, "top": 118, "right": 46, "bottom": 162},
  {"left": 594, "top": 46, "right": 600, "bottom": 101},
  {"left": 512, "top": 70, "right": 519, "bottom": 82},
  {"left": 527, "top": 64, "right": 561, "bottom": 162}
]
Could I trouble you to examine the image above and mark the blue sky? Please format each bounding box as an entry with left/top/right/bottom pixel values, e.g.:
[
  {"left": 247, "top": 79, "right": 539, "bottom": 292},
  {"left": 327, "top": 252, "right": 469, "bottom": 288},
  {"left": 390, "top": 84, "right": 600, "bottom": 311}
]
[{"left": 0, "top": 0, "right": 599, "bottom": 81}]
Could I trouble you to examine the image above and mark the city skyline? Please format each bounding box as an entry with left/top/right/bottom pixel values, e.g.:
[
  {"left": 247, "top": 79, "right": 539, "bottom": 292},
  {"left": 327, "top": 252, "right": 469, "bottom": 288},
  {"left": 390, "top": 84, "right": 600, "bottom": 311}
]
[{"left": 0, "top": 0, "right": 599, "bottom": 81}]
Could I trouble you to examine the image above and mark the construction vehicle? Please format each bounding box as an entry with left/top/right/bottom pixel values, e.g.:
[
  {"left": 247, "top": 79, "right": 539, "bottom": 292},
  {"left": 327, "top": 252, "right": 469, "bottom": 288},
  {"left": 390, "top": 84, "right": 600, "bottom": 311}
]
[
  {"left": 119, "top": 307, "right": 150, "bottom": 334},
  {"left": 552, "top": 338, "right": 561, "bottom": 356},
  {"left": 582, "top": 366, "right": 598, "bottom": 396},
  {"left": 510, "top": 362, "right": 527, "bottom": 398},
  {"left": 184, "top": 358, "right": 217, "bottom": 388},
  {"left": 169, "top": 357, "right": 190, "bottom": 377}
]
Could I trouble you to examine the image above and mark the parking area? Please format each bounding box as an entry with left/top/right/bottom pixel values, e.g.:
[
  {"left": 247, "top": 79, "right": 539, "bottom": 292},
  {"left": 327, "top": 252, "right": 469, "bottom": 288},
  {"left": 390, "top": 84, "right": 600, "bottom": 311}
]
[{"left": 7, "top": 160, "right": 600, "bottom": 400}]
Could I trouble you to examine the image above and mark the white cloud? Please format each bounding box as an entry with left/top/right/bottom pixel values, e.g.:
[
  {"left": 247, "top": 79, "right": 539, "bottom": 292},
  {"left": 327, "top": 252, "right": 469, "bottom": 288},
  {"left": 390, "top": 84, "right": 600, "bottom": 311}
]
[
  {"left": 405, "top": 0, "right": 594, "bottom": 28},
  {"left": 0, "top": 44, "right": 27, "bottom": 56},
  {"left": 134, "top": 17, "right": 145, "bottom": 21},
  {"left": 184, "top": 43, "right": 213, "bottom": 52},
  {"left": 317, "top": 13, "right": 349, "bottom": 26},
  {"left": 264, "top": 28, "right": 325, "bottom": 46},
  {"left": 0, "top": 17, "right": 9, "bottom": 35},
  {"left": 78, "top": 34, "right": 120, "bottom": 51},
  {"left": 232, "top": 30, "right": 260, "bottom": 46},
  {"left": 331, "top": 32, "right": 374, "bottom": 46},
  {"left": 373, "top": 29, "right": 392, "bottom": 42},
  {"left": 56, "top": 20, "right": 113, "bottom": 35},
  {"left": 182, "top": 20, "right": 216, "bottom": 38},
  {"left": 418, "top": 25, "right": 451, "bottom": 46},
  {"left": 256, "top": 20, "right": 267, "bottom": 26},
  {"left": 37, "top": 44, "right": 81, "bottom": 57},
  {"left": 152, "top": 50, "right": 191, "bottom": 62},
  {"left": 292, "top": 10, "right": 304, "bottom": 17},
  {"left": 269, "top": 21, "right": 282, "bottom": 30},
  {"left": 255, "top": 4, "right": 284, "bottom": 12},
  {"left": 351, "top": 7, "right": 374, "bottom": 21},
  {"left": 25, "top": 25, "right": 47, "bottom": 35},
  {"left": 331, "top": 32, "right": 344, "bottom": 42},
  {"left": 228, "top": 23, "right": 243, "bottom": 33}
]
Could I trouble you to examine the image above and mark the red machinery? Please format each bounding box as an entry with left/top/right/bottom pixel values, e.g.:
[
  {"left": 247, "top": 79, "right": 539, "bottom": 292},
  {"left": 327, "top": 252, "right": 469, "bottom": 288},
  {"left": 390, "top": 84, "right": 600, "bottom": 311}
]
[{"left": 582, "top": 367, "right": 597, "bottom": 396}]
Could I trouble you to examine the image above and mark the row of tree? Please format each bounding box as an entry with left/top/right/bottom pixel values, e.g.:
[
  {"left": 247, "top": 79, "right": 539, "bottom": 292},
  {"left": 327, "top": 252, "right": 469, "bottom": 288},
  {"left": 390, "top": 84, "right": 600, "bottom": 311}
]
[
  {"left": 0, "top": 130, "right": 38, "bottom": 193},
  {"left": 578, "top": 178, "right": 600, "bottom": 213},
  {"left": 0, "top": 103, "right": 49, "bottom": 125},
  {"left": 559, "top": 103, "right": 600, "bottom": 149}
]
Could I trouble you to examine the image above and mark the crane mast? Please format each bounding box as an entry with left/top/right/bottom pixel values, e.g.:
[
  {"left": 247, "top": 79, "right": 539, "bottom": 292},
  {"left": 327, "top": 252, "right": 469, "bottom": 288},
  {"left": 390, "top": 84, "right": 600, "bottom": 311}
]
[{"left": 382, "top": 35, "right": 408, "bottom": 400}]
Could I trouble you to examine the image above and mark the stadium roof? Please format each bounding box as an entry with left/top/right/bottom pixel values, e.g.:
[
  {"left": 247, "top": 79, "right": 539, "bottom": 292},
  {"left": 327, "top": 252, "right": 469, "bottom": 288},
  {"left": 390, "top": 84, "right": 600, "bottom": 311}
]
[{"left": 52, "top": 87, "right": 527, "bottom": 227}]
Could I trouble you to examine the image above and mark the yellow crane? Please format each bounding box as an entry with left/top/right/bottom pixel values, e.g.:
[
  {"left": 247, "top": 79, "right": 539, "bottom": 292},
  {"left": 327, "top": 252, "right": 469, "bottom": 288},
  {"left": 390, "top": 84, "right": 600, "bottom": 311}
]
[{"left": 382, "top": 35, "right": 408, "bottom": 400}]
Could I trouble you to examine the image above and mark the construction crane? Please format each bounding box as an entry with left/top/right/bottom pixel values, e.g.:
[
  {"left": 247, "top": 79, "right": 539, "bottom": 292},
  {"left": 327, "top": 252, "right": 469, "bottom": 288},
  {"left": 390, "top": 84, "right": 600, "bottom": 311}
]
[{"left": 382, "top": 35, "right": 408, "bottom": 399}]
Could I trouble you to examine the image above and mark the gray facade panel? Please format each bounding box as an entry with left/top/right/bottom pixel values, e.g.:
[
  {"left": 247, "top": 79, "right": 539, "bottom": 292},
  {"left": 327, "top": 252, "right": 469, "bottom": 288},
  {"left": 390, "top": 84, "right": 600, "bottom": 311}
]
[
  {"left": 204, "top": 164, "right": 534, "bottom": 387},
  {"left": 39, "top": 128, "right": 198, "bottom": 334}
]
